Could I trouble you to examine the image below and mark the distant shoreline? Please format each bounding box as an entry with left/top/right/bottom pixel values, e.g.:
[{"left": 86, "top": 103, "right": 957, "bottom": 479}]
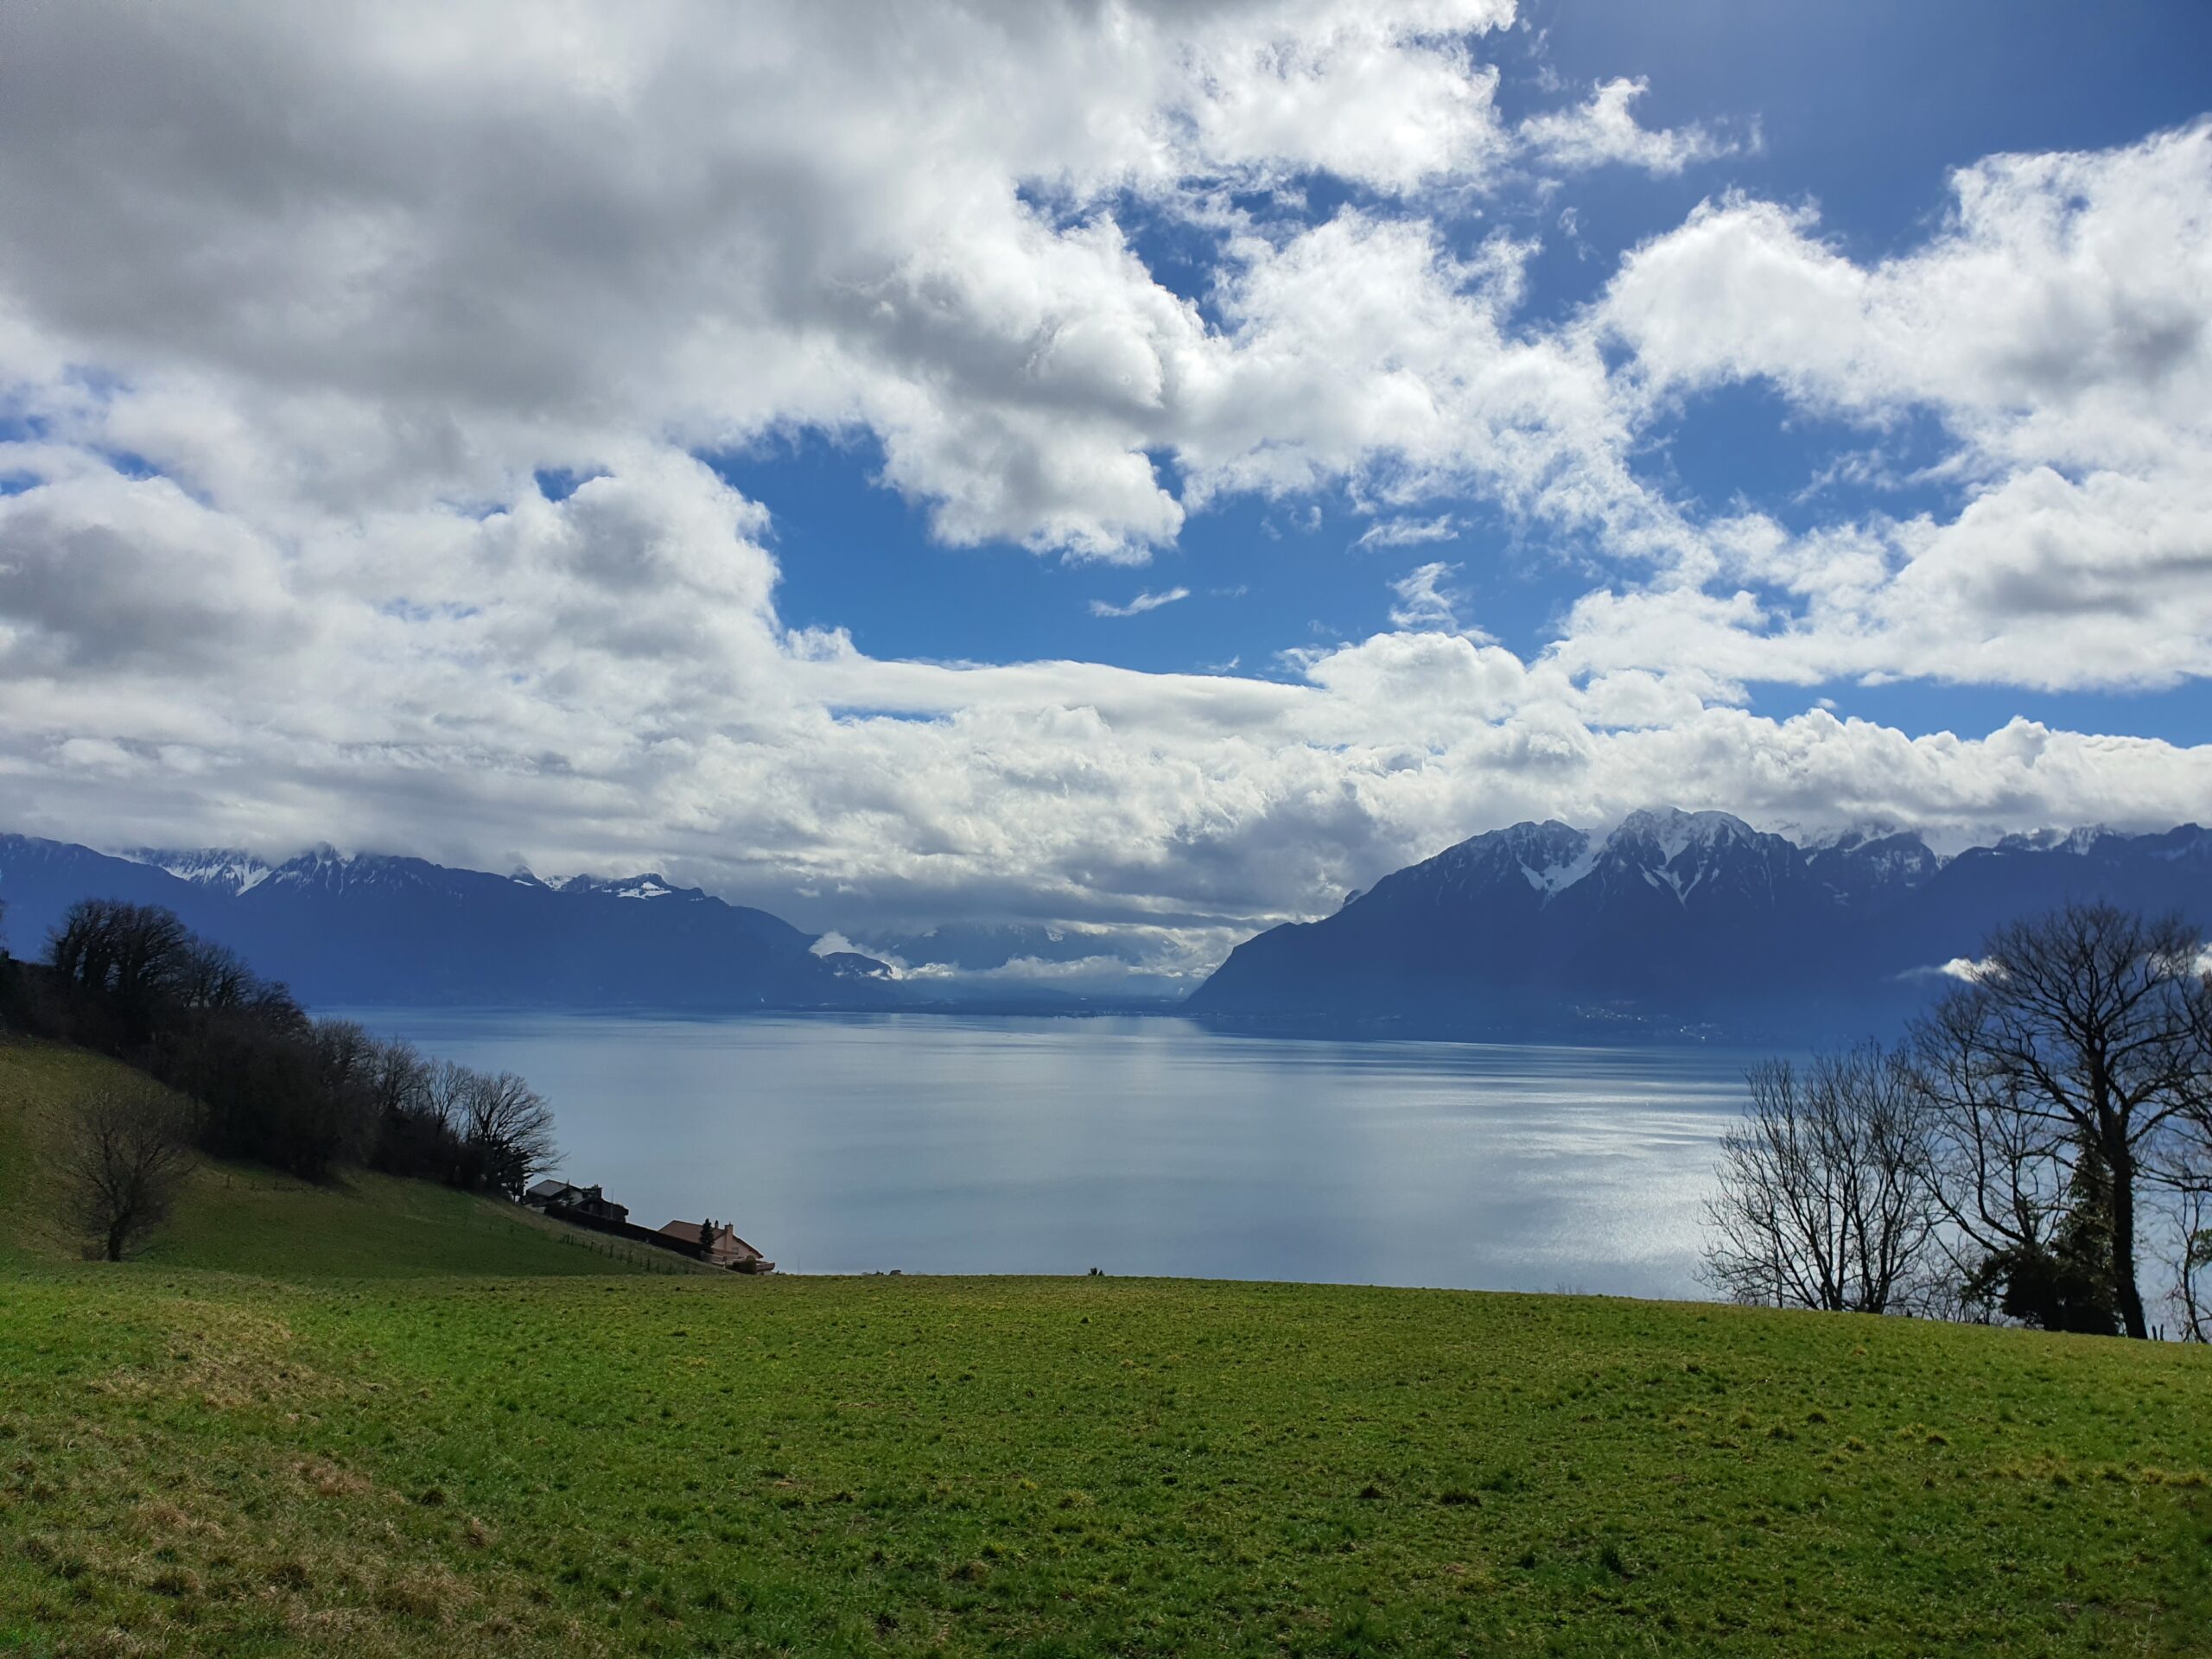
[{"left": 314, "top": 1001, "right": 1764, "bottom": 1048}]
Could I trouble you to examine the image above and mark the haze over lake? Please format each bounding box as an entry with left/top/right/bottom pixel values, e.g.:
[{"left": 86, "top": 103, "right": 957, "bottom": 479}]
[{"left": 341, "top": 1011, "right": 1752, "bottom": 1298}]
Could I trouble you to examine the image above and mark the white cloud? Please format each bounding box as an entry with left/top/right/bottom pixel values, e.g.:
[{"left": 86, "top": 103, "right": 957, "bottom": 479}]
[
  {"left": 1936, "top": 956, "right": 1999, "bottom": 983},
  {"left": 0, "top": 8, "right": 2207, "bottom": 979},
  {"left": 0, "top": 1, "right": 1716, "bottom": 569},
  {"left": 1355, "top": 513, "right": 1459, "bottom": 549},
  {"left": 1520, "top": 77, "right": 1742, "bottom": 176},
  {"left": 10, "top": 441, "right": 2202, "bottom": 952},
  {"left": 1090, "top": 586, "right": 1192, "bottom": 618},
  {"left": 1178, "top": 212, "right": 1662, "bottom": 554},
  {"left": 1560, "top": 465, "right": 2212, "bottom": 693},
  {"left": 1605, "top": 125, "right": 2212, "bottom": 469},
  {"left": 1, "top": 446, "right": 2206, "bottom": 977},
  {"left": 1162, "top": 0, "right": 1520, "bottom": 194},
  {"left": 0, "top": 0, "right": 1535, "bottom": 565},
  {"left": 1387, "top": 562, "right": 1469, "bottom": 631},
  {"left": 1571, "top": 121, "right": 2212, "bottom": 693},
  {"left": 0, "top": 473, "right": 314, "bottom": 676}
]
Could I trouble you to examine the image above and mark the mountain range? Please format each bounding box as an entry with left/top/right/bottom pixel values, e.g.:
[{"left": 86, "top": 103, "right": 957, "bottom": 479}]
[
  {"left": 0, "top": 836, "right": 896, "bottom": 1010},
  {"left": 7, "top": 811, "right": 2209, "bottom": 1038},
  {"left": 1184, "top": 809, "right": 2212, "bottom": 1040}
]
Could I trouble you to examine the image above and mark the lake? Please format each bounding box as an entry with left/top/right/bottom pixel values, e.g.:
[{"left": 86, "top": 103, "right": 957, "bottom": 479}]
[{"left": 337, "top": 1011, "right": 1756, "bottom": 1299}]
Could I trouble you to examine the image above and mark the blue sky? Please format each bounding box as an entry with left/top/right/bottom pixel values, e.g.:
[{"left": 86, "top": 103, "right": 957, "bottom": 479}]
[
  {"left": 741, "top": 3, "right": 2212, "bottom": 746},
  {"left": 0, "top": 1, "right": 2207, "bottom": 983}
]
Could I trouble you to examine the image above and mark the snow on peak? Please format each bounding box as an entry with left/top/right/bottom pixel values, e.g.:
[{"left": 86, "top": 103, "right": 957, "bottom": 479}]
[
  {"left": 1429, "top": 820, "right": 1592, "bottom": 900},
  {"left": 133, "top": 848, "right": 276, "bottom": 895},
  {"left": 1606, "top": 808, "right": 1754, "bottom": 867},
  {"left": 1995, "top": 826, "right": 2110, "bottom": 855},
  {"left": 1520, "top": 833, "right": 1597, "bottom": 896},
  {"left": 558, "top": 872, "right": 687, "bottom": 899},
  {"left": 1594, "top": 810, "right": 1770, "bottom": 906},
  {"left": 1799, "top": 823, "right": 1913, "bottom": 854}
]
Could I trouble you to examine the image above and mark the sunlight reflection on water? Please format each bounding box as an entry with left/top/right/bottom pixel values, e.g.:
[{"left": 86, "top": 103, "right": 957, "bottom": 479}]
[{"left": 335, "top": 1011, "right": 1754, "bottom": 1298}]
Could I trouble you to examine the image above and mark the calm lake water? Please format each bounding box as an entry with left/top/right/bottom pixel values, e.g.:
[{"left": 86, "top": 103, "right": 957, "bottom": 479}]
[{"left": 337, "top": 1011, "right": 1754, "bottom": 1300}]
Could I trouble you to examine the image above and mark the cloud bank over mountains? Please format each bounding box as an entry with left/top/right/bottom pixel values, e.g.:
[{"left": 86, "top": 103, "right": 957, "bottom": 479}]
[{"left": 0, "top": 1, "right": 2207, "bottom": 979}]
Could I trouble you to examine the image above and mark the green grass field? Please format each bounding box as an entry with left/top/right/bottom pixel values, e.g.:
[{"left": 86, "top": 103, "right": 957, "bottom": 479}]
[{"left": 3, "top": 1038, "right": 2210, "bottom": 1655}]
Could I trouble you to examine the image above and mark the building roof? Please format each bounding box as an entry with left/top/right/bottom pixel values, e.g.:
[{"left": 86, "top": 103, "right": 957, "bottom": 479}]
[
  {"left": 532, "top": 1179, "right": 625, "bottom": 1216},
  {"left": 659, "top": 1220, "right": 764, "bottom": 1257}
]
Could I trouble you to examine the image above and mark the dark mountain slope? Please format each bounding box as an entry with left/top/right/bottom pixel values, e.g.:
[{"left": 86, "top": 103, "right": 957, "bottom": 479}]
[
  {"left": 1185, "top": 810, "right": 2212, "bottom": 1040},
  {"left": 0, "top": 836, "right": 893, "bottom": 1010}
]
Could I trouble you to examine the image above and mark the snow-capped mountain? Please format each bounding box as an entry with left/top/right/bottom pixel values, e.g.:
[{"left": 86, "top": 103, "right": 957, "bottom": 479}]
[
  {"left": 556, "top": 873, "right": 686, "bottom": 899},
  {"left": 1185, "top": 809, "right": 2212, "bottom": 1039},
  {"left": 12, "top": 810, "right": 2208, "bottom": 1035},
  {"left": 130, "top": 848, "right": 278, "bottom": 895},
  {"left": 0, "top": 836, "right": 893, "bottom": 1010}
]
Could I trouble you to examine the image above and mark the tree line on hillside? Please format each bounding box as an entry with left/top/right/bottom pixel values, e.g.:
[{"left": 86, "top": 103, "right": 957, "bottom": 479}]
[
  {"left": 1705, "top": 902, "right": 2212, "bottom": 1340},
  {"left": 1, "top": 897, "right": 556, "bottom": 1256}
]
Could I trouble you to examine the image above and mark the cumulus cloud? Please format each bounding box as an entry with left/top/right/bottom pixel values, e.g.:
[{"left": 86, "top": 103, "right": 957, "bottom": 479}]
[
  {"left": 1090, "top": 587, "right": 1192, "bottom": 618},
  {"left": 0, "top": 5, "right": 2207, "bottom": 982},
  {"left": 1603, "top": 124, "right": 2212, "bottom": 470},
  {"left": 1576, "top": 121, "right": 2212, "bottom": 693},
  {"left": 1520, "top": 77, "right": 1744, "bottom": 176},
  {"left": 0, "top": 0, "right": 1534, "bottom": 565},
  {"left": 8, "top": 439, "right": 2202, "bottom": 978},
  {"left": 1553, "top": 465, "right": 2212, "bottom": 693},
  {"left": 0, "top": 474, "right": 313, "bottom": 675}
]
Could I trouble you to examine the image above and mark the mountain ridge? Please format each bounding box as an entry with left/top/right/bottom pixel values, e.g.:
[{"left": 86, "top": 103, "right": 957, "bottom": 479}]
[
  {"left": 1185, "top": 808, "right": 2212, "bottom": 1040},
  {"left": 10, "top": 812, "right": 2208, "bottom": 1034},
  {"left": 0, "top": 835, "right": 894, "bottom": 1011}
]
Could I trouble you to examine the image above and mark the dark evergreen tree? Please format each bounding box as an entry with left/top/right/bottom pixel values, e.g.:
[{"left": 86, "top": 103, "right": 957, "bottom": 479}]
[{"left": 1962, "top": 1130, "right": 2122, "bottom": 1335}]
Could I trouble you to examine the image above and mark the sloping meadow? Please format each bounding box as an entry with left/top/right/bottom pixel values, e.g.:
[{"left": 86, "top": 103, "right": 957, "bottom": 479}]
[{"left": 2, "top": 1268, "right": 2208, "bottom": 1656}]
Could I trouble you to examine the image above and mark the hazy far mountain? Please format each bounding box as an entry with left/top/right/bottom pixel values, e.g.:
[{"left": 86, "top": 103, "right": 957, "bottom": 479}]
[{"left": 0, "top": 836, "right": 895, "bottom": 1011}]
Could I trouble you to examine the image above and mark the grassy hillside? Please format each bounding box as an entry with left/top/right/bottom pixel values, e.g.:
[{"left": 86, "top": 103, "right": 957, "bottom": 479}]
[
  {"left": 3, "top": 1038, "right": 2210, "bottom": 1656},
  {"left": 4, "top": 1272, "right": 2209, "bottom": 1656},
  {"left": 0, "top": 1039, "right": 686, "bottom": 1278}
]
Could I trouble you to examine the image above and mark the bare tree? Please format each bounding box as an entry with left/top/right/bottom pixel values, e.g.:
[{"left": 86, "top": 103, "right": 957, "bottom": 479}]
[
  {"left": 53, "top": 1082, "right": 195, "bottom": 1262},
  {"left": 1703, "top": 1044, "right": 1937, "bottom": 1313},
  {"left": 367, "top": 1037, "right": 432, "bottom": 1122},
  {"left": 359, "top": 1038, "right": 451, "bottom": 1179},
  {"left": 309, "top": 1018, "right": 377, "bottom": 1090},
  {"left": 2171, "top": 1185, "right": 2212, "bottom": 1344},
  {"left": 302, "top": 1018, "right": 382, "bottom": 1164},
  {"left": 172, "top": 938, "right": 257, "bottom": 1012},
  {"left": 422, "top": 1058, "right": 477, "bottom": 1142},
  {"left": 2176, "top": 971, "right": 2212, "bottom": 1340},
  {"left": 460, "top": 1070, "right": 559, "bottom": 1199},
  {"left": 47, "top": 899, "right": 193, "bottom": 1027},
  {"left": 1911, "top": 991, "right": 2077, "bottom": 1319},
  {"left": 1909, "top": 904, "right": 2204, "bottom": 1339}
]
